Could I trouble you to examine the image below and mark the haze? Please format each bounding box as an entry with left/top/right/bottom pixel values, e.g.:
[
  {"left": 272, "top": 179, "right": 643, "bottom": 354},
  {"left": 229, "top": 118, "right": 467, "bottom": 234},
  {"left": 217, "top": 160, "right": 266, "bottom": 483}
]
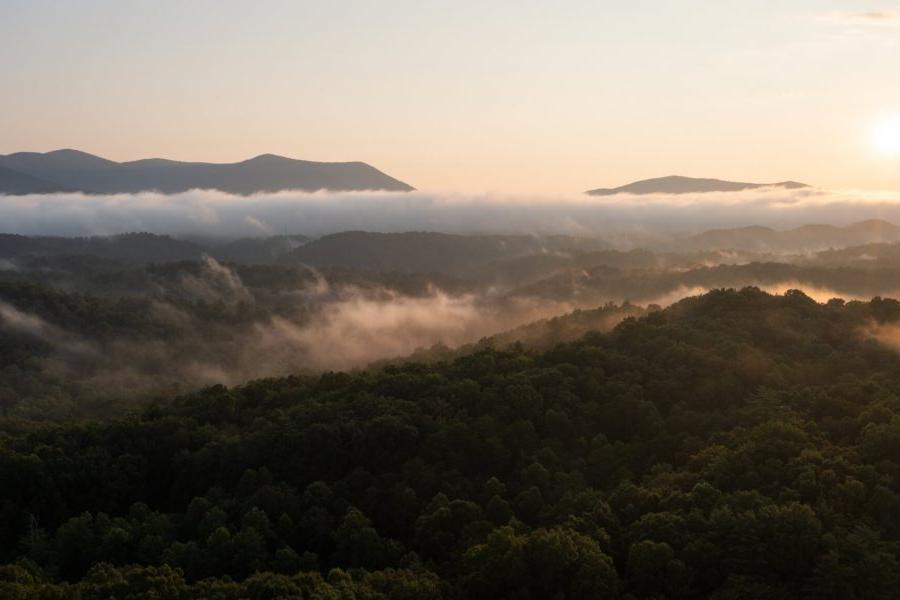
[{"left": 3, "top": 0, "right": 900, "bottom": 193}]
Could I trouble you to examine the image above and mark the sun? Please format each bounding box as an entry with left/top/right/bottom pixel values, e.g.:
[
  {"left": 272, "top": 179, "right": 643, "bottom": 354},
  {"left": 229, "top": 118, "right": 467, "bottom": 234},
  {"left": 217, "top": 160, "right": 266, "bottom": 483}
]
[{"left": 871, "top": 116, "right": 900, "bottom": 157}]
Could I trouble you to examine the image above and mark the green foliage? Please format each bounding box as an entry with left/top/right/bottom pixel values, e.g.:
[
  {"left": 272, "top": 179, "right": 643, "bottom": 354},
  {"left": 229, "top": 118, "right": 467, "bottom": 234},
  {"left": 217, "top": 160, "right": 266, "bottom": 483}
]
[{"left": 3, "top": 288, "right": 900, "bottom": 597}]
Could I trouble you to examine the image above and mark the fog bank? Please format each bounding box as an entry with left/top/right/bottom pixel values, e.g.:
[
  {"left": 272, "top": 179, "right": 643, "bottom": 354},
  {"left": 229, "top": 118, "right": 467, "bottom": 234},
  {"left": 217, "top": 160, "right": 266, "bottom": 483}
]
[{"left": 3, "top": 187, "right": 900, "bottom": 240}]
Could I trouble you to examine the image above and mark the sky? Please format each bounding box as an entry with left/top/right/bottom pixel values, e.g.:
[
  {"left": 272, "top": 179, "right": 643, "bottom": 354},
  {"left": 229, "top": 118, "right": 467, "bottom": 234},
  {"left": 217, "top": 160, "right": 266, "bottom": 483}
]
[{"left": 2, "top": 0, "right": 900, "bottom": 193}]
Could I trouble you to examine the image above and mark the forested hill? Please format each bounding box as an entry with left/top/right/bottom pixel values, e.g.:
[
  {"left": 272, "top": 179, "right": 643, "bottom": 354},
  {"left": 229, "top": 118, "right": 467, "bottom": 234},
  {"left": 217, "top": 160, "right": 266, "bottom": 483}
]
[{"left": 4, "top": 288, "right": 900, "bottom": 598}]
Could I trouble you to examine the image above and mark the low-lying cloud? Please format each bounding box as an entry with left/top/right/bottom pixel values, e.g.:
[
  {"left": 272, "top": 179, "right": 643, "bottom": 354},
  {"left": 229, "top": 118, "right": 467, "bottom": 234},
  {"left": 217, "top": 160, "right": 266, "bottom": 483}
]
[
  {"left": 0, "top": 301, "right": 95, "bottom": 356},
  {"left": 178, "top": 255, "right": 253, "bottom": 306},
  {"left": 0, "top": 258, "right": 591, "bottom": 413},
  {"left": 6, "top": 246, "right": 898, "bottom": 419},
  {"left": 3, "top": 187, "right": 900, "bottom": 241}
]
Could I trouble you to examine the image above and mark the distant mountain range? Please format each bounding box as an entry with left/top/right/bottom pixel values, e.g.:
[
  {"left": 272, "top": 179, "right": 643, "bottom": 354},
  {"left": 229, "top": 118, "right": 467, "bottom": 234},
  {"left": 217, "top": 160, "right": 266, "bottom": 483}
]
[
  {"left": 0, "top": 149, "right": 414, "bottom": 195},
  {"left": 586, "top": 175, "right": 810, "bottom": 195},
  {"left": 4, "top": 155, "right": 818, "bottom": 198},
  {"left": 674, "top": 219, "right": 900, "bottom": 253},
  {"left": 4, "top": 221, "right": 900, "bottom": 269}
]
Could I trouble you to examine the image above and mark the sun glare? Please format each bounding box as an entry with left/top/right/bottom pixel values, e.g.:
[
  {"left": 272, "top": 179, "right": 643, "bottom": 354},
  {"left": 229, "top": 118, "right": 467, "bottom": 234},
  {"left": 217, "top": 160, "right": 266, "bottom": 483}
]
[{"left": 872, "top": 116, "right": 900, "bottom": 157}]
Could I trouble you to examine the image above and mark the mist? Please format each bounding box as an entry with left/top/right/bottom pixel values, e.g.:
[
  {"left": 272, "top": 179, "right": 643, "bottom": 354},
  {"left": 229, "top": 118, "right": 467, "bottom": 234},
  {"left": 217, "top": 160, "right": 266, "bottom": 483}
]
[
  {"left": 3, "top": 270, "right": 879, "bottom": 418},
  {"left": 4, "top": 187, "right": 900, "bottom": 241},
  {"left": 0, "top": 258, "right": 591, "bottom": 415}
]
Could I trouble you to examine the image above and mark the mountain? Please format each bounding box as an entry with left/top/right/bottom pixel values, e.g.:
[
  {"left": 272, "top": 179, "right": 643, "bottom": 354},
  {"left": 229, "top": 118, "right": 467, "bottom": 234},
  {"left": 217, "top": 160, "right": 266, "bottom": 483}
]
[
  {"left": 586, "top": 175, "right": 810, "bottom": 195},
  {"left": 0, "top": 149, "right": 414, "bottom": 194},
  {"left": 0, "top": 164, "right": 71, "bottom": 194}
]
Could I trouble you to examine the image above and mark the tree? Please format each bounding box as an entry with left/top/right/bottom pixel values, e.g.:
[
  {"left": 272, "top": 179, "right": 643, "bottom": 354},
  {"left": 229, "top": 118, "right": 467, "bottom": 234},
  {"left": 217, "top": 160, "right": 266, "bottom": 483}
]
[
  {"left": 332, "top": 508, "right": 398, "bottom": 569},
  {"left": 462, "top": 527, "right": 619, "bottom": 599}
]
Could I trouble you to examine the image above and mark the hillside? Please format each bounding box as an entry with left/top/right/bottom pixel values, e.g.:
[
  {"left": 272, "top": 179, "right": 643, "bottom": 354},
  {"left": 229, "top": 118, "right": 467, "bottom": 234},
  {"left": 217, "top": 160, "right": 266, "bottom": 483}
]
[
  {"left": 281, "top": 231, "right": 609, "bottom": 273},
  {"left": 0, "top": 232, "right": 205, "bottom": 263},
  {"left": 2, "top": 289, "right": 900, "bottom": 597}
]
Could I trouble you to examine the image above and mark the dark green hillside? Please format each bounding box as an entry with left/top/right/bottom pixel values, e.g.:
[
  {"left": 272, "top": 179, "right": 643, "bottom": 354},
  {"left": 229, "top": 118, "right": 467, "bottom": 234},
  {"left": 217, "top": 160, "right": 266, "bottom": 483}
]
[{"left": 3, "top": 288, "right": 900, "bottom": 597}]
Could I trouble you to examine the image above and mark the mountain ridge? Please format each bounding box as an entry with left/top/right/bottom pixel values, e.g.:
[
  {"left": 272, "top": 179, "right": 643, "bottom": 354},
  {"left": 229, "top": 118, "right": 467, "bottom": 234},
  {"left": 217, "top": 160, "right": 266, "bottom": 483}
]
[
  {"left": 586, "top": 175, "right": 810, "bottom": 195},
  {"left": 0, "top": 149, "right": 414, "bottom": 195}
]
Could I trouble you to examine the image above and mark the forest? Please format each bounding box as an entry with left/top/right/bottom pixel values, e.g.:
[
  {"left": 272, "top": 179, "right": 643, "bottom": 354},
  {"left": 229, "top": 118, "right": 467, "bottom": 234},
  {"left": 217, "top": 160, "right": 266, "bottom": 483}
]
[
  {"left": 6, "top": 228, "right": 900, "bottom": 420},
  {"left": 3, "top": 287, "right": 900, "bottom": 597}
]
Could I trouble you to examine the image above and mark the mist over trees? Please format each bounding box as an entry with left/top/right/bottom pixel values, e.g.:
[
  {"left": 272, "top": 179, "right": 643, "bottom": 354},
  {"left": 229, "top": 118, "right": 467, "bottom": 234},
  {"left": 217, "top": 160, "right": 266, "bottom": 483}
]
[
  {"left": 3, "top": 227, "right": 900, "bottom": 418},
  {"left": 4, "top": 225, "right": 900, "bottom": 596},
  {"left": 6, "top": 228, "right": 900, "bottom": 420}
]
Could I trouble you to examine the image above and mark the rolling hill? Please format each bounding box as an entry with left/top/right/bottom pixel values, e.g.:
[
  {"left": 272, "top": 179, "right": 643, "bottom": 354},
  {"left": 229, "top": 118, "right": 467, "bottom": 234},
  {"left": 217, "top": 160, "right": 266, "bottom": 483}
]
[
  {"left": 0, "top": 232, "right": 205, "bottom": 263},
  {"left": 280, "top": 231, "right": 610, "bottom": 273},
  {"left": 673, "top": 219, "right": 900, "bottom": 253}
]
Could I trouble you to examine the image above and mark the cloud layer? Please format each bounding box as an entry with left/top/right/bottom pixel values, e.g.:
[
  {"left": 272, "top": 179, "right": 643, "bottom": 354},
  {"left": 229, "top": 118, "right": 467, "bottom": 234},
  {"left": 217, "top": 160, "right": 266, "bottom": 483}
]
[{"left": 3, "top": 187, "right": 900, "bottom": 241}]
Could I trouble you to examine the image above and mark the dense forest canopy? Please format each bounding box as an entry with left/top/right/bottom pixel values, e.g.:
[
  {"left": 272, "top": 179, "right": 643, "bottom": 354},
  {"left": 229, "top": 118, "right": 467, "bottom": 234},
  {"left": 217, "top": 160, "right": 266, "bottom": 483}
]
[{"left": 3, "top": 288, "right": 900, "bottom": 597}]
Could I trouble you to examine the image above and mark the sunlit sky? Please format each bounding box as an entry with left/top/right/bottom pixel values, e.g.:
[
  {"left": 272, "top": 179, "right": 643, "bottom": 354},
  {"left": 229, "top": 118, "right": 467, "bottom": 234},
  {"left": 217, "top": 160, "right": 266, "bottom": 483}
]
[{"left": 2, "top": 0, "right": 900, "bottom": 193}]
